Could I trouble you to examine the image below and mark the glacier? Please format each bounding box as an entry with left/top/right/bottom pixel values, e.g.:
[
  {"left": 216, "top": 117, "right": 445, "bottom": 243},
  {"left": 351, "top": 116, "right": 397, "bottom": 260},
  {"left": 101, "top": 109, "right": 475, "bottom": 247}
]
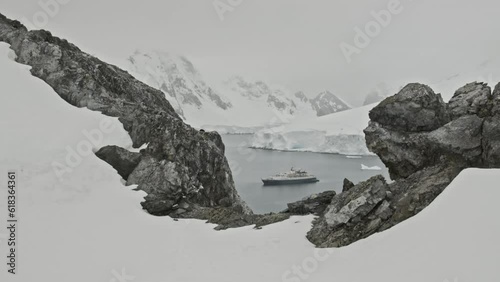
[{"left": 251, "top": 104, "right": 377, "bottom": 155}]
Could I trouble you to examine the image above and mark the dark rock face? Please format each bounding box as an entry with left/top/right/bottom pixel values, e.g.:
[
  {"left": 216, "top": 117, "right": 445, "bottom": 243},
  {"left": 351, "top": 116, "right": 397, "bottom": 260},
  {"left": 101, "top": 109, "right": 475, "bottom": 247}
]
[
  {"left": 310, "top": 91, "right": 350, "bottom": 117},
  {"left": 0, "top": 13, "right": 251, "bottom": 222},
  {"left": 294, "top": 91, "right": 309, "bottom": 103},
  {"left": 365, "top": 83, "right": 495, "bottom": 180},
  {"left": 267, "top": 94, "right": 295, "bottom": 115},
  {"left": 307, "top": 176, "right": 389, "bottom": 247},
  {"left": 369, "top": 83, "right": 450, "bottom": 133},
  {"left": 307, "top": 81, "right": 500, "bottom": 248},
  {"left": 483, "top": 116, "right": 500, "bottom": 166},
  {"left": 342, "top": 178, "right": 355, "bottom": 192},
  {"left": 449, "top": 82, "right": 492, "bottom": 119},
  {"left": 95, "top": 146, "right": 142, "bottom": 180},
  {"left": 384, "top": 164, "right": 462, "bottom": 225},
  {"left": 286, "top": 191, "right": 336, "bottom": 215},
  {"left": 492, "top": 83, "right": 500, "bottom": 115}
]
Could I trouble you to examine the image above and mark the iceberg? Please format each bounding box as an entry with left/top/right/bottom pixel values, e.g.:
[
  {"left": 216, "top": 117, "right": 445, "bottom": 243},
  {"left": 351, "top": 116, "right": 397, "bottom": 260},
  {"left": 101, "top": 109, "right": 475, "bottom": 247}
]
[{"left": 361, "top": 164, "right": 383, "bottom": 171}]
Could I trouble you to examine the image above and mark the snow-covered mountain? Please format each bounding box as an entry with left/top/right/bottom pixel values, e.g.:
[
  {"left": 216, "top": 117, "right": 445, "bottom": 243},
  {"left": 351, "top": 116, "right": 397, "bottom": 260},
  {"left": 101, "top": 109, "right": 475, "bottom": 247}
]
[
  {"left": 127, "top": 50, "right": 232, "bottom": 120},
  {"left": 126, "top": 51, "right": 307, "bottom": 128},
  {"left": 220, "top": 76, "right": 306, "bottom": 117},
  {"left": 309, "top": 90, "right": 351, "bottom": 116},
  {"left": 126, "top": 50, "right": 349, "bottom": 130}
]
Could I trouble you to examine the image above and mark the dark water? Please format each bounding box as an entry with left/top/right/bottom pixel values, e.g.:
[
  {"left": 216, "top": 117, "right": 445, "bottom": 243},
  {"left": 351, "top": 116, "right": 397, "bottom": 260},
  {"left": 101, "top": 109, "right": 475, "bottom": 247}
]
[{"left": 222, "top": 134, "right": 390, "bottom": 214}]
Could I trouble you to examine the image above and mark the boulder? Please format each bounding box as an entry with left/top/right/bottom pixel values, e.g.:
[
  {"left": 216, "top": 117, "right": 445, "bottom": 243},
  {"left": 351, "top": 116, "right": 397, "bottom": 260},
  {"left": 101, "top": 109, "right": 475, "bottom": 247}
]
[
  {"left": 366, "top": 85, "right": 486, "bottom": 180},
  {"left": 368, "top": 83, "right": 449, "bottom": 132}
]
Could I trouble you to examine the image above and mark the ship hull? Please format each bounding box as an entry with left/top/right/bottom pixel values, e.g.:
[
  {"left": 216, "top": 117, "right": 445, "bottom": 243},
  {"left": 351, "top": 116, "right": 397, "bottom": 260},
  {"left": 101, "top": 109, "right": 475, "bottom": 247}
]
[{"left": 262, "top": 177, "right": 319, "bottom": 186}]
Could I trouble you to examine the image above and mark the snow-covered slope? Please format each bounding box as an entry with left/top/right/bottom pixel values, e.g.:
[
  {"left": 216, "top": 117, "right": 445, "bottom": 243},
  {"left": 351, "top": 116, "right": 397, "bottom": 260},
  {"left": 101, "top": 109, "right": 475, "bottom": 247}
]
[
  {"left": 219, "top": 76, "right": 313, "bottom": 123},
  {"left": 251, "top": 103, "right": 376, "bottom": 155},
  {"left": 1, "top": 43, "right": 499, "bottom": 282}
]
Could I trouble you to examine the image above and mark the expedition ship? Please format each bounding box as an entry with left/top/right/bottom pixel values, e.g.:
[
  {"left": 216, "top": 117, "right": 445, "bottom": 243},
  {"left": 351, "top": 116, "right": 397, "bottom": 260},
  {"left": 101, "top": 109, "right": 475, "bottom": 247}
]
[{"left": 262, "top": 167, "right": 319, "bottom": 186}]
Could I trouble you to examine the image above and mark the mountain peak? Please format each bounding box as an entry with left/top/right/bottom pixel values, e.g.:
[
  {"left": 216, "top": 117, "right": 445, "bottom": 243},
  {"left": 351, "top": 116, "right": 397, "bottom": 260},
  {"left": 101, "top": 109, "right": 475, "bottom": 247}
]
[
  {"left": 127, "top": 50, "right": 232, "bottom": 119},
  {"left": 294, "top": 91, "right": 309, "bottom": 103},
  {"left": 310, "top": 91, "right": 350, "bottom": 116}
]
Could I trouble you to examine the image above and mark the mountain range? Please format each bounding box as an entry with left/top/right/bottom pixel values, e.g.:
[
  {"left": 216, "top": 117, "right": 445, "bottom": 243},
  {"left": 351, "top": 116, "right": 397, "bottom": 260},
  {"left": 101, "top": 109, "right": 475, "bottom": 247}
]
[{"left": 126, "top": 50, "right": 350, "bottom": 129}]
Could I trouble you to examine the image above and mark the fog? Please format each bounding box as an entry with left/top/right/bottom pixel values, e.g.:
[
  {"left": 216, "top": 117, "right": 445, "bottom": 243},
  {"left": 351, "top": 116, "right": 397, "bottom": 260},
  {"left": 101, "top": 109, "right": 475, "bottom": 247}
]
[{"left": 2, "top": 0, "right": 499, "bottom": 105}]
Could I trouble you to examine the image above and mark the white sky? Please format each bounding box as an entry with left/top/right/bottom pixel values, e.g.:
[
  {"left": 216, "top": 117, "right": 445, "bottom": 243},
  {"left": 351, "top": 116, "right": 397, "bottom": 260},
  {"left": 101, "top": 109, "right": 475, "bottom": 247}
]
[{"left": 1, "top": 0, "right": 499, "bottom": 105}]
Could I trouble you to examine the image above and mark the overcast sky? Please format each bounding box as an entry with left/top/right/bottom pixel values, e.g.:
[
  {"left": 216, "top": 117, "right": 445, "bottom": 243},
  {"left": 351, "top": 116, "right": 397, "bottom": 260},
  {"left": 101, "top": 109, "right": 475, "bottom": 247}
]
[{"left": 2, "top": 0, "right": 499, "bottom": 105}]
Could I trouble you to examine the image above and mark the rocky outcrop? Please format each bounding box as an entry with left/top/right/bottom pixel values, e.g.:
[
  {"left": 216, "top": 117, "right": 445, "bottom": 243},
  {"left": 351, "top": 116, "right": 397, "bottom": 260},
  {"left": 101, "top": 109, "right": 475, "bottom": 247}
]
[
  {"left": 186, "top": 207, "right": 290, "bottom": 230},
  {"left": 449, "top": 82, "right": 492, "bottom": 119},
  {"left": 285, "top": 191, "right": 336, "bottom": 215},
  {"left": 308, "top": 176, "right": 390, "bottom": 247},
  {"left": 367, "top": 82, "right": 500, "bottom": 179},
  {"left": 368, "top": 83, "right": 450, "bottom": 133},
  {"left": 342, "top": 178, "right": 355, "bottom": 192},
  {"left": 0, "top": 13, "right": 251, "bottom": 223},
  {"left": 492, "top": 83, "right": 500, "bottom": 115},
  {"left": 95, "top": 146, "right": 142, "bottom": 180},
  {"left": 307, "top": 82, "right": 500, "bottom": 248}
]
